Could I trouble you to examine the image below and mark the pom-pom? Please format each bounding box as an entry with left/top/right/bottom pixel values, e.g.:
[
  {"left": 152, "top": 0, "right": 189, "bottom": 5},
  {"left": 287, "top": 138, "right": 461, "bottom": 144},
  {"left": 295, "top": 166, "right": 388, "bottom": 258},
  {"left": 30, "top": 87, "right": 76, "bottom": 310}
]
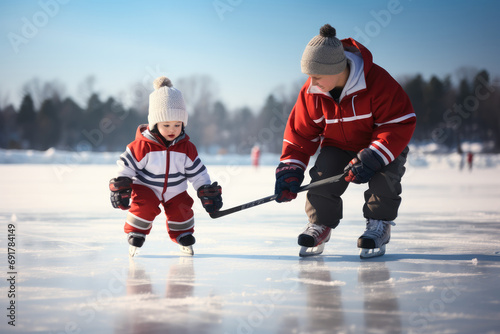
[
  {"left": 319, "top": 24, "right": 336, "bottom": 38},
  {"left": 153, "top": 76, "right": 172, "bottom": 90}
]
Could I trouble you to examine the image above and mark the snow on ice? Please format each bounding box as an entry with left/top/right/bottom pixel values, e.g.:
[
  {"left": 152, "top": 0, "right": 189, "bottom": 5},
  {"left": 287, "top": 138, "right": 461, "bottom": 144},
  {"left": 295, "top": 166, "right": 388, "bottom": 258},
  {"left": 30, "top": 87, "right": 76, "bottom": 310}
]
[{"left": 0, "top": 149, "right": 499, "bottom": 333}]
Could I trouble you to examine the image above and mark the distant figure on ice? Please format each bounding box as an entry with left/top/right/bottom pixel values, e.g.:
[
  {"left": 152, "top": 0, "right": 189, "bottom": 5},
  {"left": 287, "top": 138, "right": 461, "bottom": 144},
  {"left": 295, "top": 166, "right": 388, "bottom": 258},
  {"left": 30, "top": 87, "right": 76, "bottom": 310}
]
[
  {"left": 251, "top": 145, "right": 261, "bottom": 168},
  {"left": 467, "top": 152, "right": 474, "bottom": 171},
  {"left": 109, "top": 76, "right": 223, "bottom": 256},
  {"left": 274, "top": 24, "right": 416, "bottom": 258}
]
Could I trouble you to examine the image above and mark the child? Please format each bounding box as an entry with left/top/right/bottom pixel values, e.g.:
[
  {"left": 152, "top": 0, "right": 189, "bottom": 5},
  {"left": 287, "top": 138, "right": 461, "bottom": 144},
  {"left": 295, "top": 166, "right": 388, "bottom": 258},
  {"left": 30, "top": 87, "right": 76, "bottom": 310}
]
[{"left": 109, "top": 76, "right": 222, "bottom": 256}]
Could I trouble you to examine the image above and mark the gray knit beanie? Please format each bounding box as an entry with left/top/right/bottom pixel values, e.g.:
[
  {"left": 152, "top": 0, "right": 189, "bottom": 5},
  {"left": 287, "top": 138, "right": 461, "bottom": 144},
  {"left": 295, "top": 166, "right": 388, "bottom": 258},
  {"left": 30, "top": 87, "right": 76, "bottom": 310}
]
[
  {"left": 301, "top": 24, "right": 346, "bottom": 75},
  {"left": 148, "top": 76, "right": 188, "bottom": 129}
]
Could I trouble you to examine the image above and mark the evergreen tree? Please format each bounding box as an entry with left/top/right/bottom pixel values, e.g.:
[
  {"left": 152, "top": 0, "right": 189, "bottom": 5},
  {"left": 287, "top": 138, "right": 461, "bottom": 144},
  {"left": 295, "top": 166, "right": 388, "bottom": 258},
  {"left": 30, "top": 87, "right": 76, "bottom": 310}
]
[
  {"left": 454, "top": 78, "right": 472, "bottom": 146},
  {"left": 231, "top": 106, "right": 256, "bottom": 154},
  {"left": 37, "top": 99, "right": 60, "bottom": 149},
  {"left": 472, "top": 70, "right": 490, "bottom": 132},
  {"left": 58, "top": 97, "right": 84, "bottom": 149},
  {"left": 472, "top": 70, "right": 500, "bottom": 150},
  {"left": 0, "top": 105, "right": 19, "bottom": 148},
  {"left": 257, "top": 95, "right": 286, "bottom": 153},
  {"left": 17, "top": 94, "right": 37, "bottom": 148},
  {"left": 402, "top": 75, "right": 426, "bottom": 140},
  {"left": 212, "top": 101, "right": 230, "bottom": 148}
]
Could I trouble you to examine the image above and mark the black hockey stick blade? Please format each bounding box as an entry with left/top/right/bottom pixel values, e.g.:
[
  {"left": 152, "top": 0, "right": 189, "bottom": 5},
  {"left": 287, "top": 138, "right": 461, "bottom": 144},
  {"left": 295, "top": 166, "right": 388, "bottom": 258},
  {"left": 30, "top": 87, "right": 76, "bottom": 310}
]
[{"left": 209, "top": 171, "right": 347, "bottom": 219}]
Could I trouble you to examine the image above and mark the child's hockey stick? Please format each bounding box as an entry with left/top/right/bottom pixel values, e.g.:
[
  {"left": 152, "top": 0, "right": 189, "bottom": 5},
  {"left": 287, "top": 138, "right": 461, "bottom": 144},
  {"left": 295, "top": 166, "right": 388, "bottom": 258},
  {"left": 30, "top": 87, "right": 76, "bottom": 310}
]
[{"left": 209, "top": 171, "right": 347, "bottom": 219}]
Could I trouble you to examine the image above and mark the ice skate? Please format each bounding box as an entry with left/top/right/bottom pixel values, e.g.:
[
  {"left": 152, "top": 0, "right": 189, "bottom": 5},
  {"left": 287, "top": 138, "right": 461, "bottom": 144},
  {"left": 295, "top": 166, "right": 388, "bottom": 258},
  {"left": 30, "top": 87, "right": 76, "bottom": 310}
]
[
  {"left": 128, "top": 232, "right": 146, "bottom": 257},
  {"left": 358, "top": 219, "right": 395, "bottom": 259},
  {"left": 129, "top": 246, "right": 139, "bottom": 257},
  {"left": 178, "top": 233, "right": 195, "bottom": 256},
  {"left": 298, "top": 222, "right": 331, "bottom": 257}
]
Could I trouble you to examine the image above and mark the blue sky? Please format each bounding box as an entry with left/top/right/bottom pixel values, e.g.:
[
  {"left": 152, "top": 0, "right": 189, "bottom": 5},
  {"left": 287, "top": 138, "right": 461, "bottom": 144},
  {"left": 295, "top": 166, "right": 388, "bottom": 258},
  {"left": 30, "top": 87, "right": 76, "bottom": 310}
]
[{"left": 1, "top": 0, "right": 499, "bottom": 111}]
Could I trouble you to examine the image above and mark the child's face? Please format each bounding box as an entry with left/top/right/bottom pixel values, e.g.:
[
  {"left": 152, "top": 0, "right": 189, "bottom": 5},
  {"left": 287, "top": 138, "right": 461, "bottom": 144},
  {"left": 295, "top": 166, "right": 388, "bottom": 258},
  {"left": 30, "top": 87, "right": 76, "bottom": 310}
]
[{"left": 157, "top": 121, "right": 183, "bottom": 141}]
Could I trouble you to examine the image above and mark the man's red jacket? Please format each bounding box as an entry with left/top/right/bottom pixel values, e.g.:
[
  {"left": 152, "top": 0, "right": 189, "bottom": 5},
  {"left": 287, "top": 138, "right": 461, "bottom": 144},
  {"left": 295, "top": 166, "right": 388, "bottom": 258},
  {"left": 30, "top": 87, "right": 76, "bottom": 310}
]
[{"left": 281, "top": 38, "right": 416, "bottom": 169}]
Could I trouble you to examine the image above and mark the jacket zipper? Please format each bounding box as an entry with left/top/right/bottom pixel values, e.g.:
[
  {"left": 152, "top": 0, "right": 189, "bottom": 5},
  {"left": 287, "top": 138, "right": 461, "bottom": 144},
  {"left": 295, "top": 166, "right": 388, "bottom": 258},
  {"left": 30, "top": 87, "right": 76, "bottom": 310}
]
[
  {"left": 339, "top": 95, "right": 358, "bottom": 144},
  {"left": 160, "top": 142, "right": 170, "bottom": 202},
  {"left": 338, "top": 106, "right": 348, "bottom": 143},
  {"left": 324, "top": 95, "right": 349, "bottom": 144}
]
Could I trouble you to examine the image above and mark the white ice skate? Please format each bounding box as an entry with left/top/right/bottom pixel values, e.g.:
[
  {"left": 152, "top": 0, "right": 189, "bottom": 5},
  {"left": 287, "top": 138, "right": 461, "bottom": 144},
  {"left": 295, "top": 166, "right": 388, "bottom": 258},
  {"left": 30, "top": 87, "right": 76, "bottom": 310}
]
[
  {"left": 179, "top": 245, "right": 194, "bottom": 256},
  {"left": 358, "top": 219, "right": 395, "bottom": 259},
  {"left": 178, "top": 233, "right": 195, "bottom": 256},
  {"left": 129, "top": 245, "right": 139, "bottom": 257},
  {"left": 128, "top": 232, "right": 146, "bottom": 258},
  {"left": 299, "top": 242, "right": 329, "bottom": 257},
  {"left": 298, "top": 223, "right": 332, "bottom": 257}
]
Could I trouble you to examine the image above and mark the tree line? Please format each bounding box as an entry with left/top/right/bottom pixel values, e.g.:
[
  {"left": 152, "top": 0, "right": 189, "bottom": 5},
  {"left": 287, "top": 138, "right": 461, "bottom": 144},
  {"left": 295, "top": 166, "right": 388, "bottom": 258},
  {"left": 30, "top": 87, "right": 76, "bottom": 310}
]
[
  {"left": 404, "top": 69, "right": 499, "bottom": 151},
  {"left": 1, "top": 69, "right": 499, "bottom": 154}
]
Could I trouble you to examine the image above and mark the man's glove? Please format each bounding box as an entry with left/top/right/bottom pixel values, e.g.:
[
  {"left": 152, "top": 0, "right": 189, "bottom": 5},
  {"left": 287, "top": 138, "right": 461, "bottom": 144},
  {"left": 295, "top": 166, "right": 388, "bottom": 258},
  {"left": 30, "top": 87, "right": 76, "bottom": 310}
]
[
  {"left": 109, "top": 177, "right": 132, "bottom": 210},
  {"left": 197, "top": 182, "right": 223, "bottom": 213},
  {"left": 275, "top": 163, "right": 304, "bottom": 203},
  {"left": 344, "top": 148, "right": 384, "bottom": 184}
]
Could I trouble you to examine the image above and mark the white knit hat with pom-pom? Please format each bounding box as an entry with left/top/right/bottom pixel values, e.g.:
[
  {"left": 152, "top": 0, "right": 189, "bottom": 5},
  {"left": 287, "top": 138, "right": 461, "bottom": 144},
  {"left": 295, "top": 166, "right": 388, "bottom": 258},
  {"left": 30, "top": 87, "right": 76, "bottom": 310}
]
[{"left": 148, "top": 76, "right": 188, "bottom": 129}]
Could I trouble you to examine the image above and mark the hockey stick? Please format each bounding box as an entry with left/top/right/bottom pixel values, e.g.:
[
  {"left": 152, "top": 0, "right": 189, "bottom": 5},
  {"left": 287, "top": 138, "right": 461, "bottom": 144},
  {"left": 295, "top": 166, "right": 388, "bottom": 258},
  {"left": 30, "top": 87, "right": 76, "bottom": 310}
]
[{"left": 209, "top": 171, "right": 347, "bottom": 219}]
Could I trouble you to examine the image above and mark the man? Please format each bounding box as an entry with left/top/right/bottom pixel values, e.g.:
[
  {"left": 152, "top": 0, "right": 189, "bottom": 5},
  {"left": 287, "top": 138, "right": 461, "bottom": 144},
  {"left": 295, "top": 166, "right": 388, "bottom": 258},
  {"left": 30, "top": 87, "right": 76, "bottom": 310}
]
[{"left": 274, "top": 24, "right": 416, "bottom": 258}]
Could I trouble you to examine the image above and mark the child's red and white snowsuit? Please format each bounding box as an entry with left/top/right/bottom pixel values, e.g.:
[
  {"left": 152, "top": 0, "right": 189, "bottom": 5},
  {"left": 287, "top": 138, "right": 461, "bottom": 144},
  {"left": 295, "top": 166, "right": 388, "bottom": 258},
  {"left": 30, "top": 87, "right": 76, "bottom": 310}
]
[{"left": 116, "top": 125, "right": 211, "bottom": 243}]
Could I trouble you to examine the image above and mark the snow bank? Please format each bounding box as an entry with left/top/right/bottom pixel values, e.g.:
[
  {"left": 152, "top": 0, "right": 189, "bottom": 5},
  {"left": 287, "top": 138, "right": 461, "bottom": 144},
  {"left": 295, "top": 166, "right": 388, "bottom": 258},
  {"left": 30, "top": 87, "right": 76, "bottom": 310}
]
[
  {"left": 1, "top": 147, "right": 499, "bottom": 169},
  {"left": 0, "top": 148, "right": 281, "bottom": 166},
  {"left": 0, "top": 148, "right": 120, "bottom": 165}
]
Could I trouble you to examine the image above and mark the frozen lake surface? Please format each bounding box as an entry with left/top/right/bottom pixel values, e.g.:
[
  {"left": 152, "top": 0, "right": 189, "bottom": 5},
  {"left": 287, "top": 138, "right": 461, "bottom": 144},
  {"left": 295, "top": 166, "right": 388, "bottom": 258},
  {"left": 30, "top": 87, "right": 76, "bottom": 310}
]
[{"left": 1, "top": 162, "right": 500, "bottom": 334}]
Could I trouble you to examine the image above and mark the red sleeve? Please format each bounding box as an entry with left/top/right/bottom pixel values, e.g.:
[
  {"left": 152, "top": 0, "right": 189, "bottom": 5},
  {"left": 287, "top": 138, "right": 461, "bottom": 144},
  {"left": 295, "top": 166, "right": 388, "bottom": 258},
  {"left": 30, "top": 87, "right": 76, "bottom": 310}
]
[
  {"left": 369, "top": 66, "right": 416, "bottom": 164},
  {"left": 280, "top": 82, "right": 324, "bottom": 169}
]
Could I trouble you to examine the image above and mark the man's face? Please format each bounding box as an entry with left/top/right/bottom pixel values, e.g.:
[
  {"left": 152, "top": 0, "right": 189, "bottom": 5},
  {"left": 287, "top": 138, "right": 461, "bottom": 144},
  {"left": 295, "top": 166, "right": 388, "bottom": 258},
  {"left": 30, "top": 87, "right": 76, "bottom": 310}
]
[{"left": 309, "top": 73, "right": 343, "bottom": 92}]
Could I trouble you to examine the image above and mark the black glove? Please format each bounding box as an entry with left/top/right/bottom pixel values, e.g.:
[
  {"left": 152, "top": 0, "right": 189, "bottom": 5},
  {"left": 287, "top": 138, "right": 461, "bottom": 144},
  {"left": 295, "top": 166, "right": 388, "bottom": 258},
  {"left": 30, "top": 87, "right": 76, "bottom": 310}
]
[
  {"left": 197, "top": 182, "right": 223, "bottom": 213},
  {"left": 275, "top": 163, "right": 304, "bottom": 203},
  {"left": 344, "top": 148, "right": 384, "bottom": 184},
  {"left": 109, "top": 177, "right": 132, "bottom": 210}
]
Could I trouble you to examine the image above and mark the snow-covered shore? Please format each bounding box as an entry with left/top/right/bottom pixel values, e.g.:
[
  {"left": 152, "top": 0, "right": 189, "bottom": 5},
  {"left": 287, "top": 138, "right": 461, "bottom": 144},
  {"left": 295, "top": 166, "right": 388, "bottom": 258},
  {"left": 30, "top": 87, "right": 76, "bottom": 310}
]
[{"left": 1, "top": 147, "right": 500, "bottom": 170}]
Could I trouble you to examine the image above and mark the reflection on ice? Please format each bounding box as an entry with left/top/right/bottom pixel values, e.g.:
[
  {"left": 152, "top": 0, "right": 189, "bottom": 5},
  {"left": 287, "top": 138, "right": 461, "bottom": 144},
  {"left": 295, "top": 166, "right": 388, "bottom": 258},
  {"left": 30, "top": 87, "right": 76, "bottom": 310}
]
[
  {"left": 358, "top": 262, "right": 402, "bottom": 334},
  {"left": 116, "top": 258, "right": 222, "bottom": 334},
  {"left": 298, "top": 259, "right": 346, "bottom": 333}
]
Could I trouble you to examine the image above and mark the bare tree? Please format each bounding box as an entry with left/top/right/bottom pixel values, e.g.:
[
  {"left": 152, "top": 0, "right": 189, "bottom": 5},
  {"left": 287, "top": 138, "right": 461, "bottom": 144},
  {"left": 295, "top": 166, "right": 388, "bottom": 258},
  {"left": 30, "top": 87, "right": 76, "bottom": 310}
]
[
  {"left": 175, "top": 75, "right": 219, "bottom": 148},
  {"left": 128, "top": 80, "right": 150, "bottom": 115},
  {"left": 0, "top": 90, "right": 10, "bottom": 110},
  {"left": 273, "top": 77, "right": 304, "bottom": 107},
  {"left": 77, "top": 75, "right": 96, "bottom": 107},
  {"left": 21, "top": 78, "right": 66, "bottom": 108},
  {"left": 176, "top": 75, "right": 219, "bottom": 113},
  {"left": 455, "top": 66, "right": 479, "bottom": 86}
]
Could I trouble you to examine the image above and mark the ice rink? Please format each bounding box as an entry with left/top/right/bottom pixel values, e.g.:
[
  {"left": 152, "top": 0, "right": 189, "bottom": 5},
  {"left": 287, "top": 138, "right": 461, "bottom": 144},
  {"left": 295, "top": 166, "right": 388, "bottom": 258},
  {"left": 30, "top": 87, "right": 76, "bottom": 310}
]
[{"left": 1, "top": 161, "right": 500, "bottom": 334}]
